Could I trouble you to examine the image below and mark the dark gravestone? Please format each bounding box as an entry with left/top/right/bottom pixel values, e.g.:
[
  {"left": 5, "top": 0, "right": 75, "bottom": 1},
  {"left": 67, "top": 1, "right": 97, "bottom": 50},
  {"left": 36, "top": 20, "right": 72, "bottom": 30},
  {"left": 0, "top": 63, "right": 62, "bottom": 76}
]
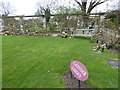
[{"left": 107, "top": 60, "right": 120, "bottom": 69}]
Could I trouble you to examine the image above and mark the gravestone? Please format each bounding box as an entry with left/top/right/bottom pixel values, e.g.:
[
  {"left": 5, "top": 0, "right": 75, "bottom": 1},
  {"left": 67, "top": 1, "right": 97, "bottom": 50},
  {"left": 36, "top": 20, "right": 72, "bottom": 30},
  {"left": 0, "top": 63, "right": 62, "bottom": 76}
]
[{"left": 107, "top": 60, "right": 120, "bottom": 69}]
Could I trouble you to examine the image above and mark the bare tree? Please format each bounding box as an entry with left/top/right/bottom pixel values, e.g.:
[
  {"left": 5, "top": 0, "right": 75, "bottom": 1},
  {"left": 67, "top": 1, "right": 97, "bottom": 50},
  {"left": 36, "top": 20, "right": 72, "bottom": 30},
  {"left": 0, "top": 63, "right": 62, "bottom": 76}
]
[
  {"left": 35, "top": 0, "right": 58, "bottom": 30},
  {"left": 0, "top": 1, "right": 16, "bottom": 16},
  {"left": 74, "top": 0, "right": 109, "bottom": 28},
  {"left": 74, "top": 0, "right": 109, "bottom": 13}
]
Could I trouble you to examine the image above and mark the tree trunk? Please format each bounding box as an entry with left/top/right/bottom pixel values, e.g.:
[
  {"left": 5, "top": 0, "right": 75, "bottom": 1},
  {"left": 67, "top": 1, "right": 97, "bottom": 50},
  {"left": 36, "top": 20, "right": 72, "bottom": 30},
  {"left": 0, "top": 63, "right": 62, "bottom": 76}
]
[{"left": 82, "top": 15, "right": 89, "bottom": 28}]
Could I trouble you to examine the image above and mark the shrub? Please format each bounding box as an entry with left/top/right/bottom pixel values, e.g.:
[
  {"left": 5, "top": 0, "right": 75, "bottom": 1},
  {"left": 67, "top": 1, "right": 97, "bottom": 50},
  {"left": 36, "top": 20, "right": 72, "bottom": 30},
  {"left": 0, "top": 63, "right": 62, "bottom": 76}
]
[{"left": 26, "top": 27, "right": 46, "bottom": 33}]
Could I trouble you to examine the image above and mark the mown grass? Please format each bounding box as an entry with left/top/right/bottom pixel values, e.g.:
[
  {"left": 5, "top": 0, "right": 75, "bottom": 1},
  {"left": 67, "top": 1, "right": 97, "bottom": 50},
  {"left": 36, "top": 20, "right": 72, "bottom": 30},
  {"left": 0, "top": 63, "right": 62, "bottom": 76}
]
[{"left": 2, "top": 36, "right": 118, "bottom": 88}]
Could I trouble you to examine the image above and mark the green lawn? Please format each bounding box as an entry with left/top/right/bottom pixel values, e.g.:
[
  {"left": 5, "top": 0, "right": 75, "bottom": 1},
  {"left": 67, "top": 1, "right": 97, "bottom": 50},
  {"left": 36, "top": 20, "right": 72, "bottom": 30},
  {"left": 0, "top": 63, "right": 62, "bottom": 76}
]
[{"left": 2, "top": 36, "right": 118, "bottom": 88}]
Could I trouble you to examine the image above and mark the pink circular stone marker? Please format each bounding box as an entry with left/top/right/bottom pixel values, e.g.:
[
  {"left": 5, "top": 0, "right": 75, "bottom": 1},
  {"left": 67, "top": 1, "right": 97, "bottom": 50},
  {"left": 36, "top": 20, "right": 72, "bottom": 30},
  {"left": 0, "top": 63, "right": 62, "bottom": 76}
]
[{"left": 70, "top": 61, "right": 88, "bottom": 81}]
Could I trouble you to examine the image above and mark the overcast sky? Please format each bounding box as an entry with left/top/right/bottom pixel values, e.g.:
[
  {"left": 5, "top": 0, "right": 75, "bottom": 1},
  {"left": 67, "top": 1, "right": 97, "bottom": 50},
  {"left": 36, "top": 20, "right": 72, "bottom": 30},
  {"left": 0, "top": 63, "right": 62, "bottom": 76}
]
[
  {"left": 0, "top": 0, "right": 119, "bottom": 16},
  {"left": 0, "top": 0, "right": 39, "bottom": 15}
]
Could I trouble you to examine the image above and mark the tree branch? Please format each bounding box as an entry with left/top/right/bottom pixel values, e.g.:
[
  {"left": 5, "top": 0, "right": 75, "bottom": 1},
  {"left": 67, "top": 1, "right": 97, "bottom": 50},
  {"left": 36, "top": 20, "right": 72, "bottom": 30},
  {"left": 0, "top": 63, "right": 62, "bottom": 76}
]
[
  {"left": 87, "top": 0, "right": 109, "bottom": 13},
  {"left": 0, "top": 1, "right": 15, "bottom": 16},
  {"left": 74, "top": 0, "right": 84, "bottom": 12}
]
